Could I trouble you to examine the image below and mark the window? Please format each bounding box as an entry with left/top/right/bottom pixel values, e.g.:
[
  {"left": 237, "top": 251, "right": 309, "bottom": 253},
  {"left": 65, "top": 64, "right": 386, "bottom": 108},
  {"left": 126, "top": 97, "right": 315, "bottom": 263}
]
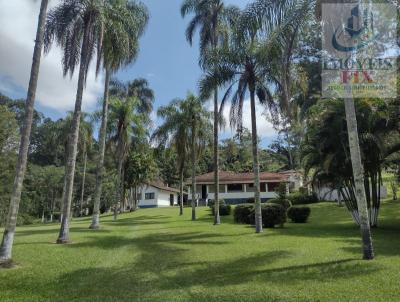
[
  {"left": 246, "top": 183, "right": 255, "bottom": 192},
  {"left": 260, "top": 183, "right": 266, "bottom": 192},
  {"left": 227, "top": 184, "right": 244, "bottom": 192},
  {"left": 145, "top": 193, "right": 155, "bottom": 200}
]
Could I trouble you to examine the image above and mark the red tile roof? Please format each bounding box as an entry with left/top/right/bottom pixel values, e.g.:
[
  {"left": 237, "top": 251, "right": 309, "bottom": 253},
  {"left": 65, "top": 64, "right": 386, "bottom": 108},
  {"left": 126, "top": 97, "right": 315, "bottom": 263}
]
[
  {"left": 146, "top": 181, "right": 182, "bottom": 194},
  {"left": 191, "top": 171, "right": 288, "bottom": 184}
]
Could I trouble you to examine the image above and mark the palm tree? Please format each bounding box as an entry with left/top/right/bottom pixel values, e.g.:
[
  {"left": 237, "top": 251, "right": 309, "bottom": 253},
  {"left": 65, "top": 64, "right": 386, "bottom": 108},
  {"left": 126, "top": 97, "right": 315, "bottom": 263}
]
[
  {"left": 199, "top": 0, "right": 311, "bottom": 233},
  {"left": 107, "top": 92, "right": 147, "bottom": 220},
  {"left": 89, "top": 0, "right": 149, "bottom": 229},
  {"left": 0, "top": 0, "right": 49, "bottom": 262},
  {"left": 44, "top": 0, "right": 111, "bottom": 244},
  {"left": 152, "top": 103, "right": 190, "bottom": 216},
  {"left": 181, "top": 0, "right": 239, "bottom": 225},
  {"left": 153, "top": 94, "right": 211, "bottom": 220}
]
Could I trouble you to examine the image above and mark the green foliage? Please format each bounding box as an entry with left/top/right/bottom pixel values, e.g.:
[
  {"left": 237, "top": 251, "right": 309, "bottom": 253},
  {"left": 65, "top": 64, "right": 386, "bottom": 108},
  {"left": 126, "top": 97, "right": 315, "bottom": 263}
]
[
  {"left": 287, "top": 192, "right": 319, "bottom": 205},
  {"left": 269, "top": 198, "right": 292, "bottom": 210},
  {"left": 210, "top": 200, "right": 231, "bottom": 216},
  {"left": 233, "top": 204, "right": 254, "bottom": 224},
  {"left": 233, "top": 203, "right": 287, "bottom": 227},
  {"left": 16, "top": 213, "right": 36, "bottom": 226},
  {"left": 287, "top": 206, "right": 311, "bottom": 223},
  {"left": 260, "top": 204, "right": 287, "bottom": 228},
  {"left": 275, "top": 183, "right": 288, "bottom": 200}
]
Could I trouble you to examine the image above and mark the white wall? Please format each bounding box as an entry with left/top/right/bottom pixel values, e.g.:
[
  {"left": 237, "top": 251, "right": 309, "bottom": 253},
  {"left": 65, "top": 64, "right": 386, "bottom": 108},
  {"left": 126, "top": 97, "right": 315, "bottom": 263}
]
[
  {"left": 315, "top": 186, "right": 388, "bottom": 201},
  {"left": 138, "top": 185, "right": 179, "bottom": 208},
  {"left": 206, "top": 192, "right": 278, "bottom": 200}
]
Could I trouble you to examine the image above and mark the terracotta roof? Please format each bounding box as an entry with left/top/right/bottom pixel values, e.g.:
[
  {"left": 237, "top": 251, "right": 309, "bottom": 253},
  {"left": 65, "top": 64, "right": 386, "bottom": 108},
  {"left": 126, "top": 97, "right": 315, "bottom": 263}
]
[
  {"left": 191, "top": 171, "right": 288, "bottom": 184},
  {"left": 146, "top": 181, "right": 183, "bottom": 194}
]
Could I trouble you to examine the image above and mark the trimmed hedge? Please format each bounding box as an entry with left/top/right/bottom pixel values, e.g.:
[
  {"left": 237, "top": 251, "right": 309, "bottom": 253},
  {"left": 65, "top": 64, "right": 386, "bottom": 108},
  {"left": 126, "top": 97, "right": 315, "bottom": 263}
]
[
  {"left": 261, "top": 203, "right": 286, "bottom": 228},
  {"left": 287, "top": 206, "right": 311, "bottom": 223},
  {"left": 212, "top": 204, "right": 232, "bottom": 216},
  {"left": 268, "top": 198, "right": 292, "bottom": 210},
  {"left": 234, "top": 203, "right": 286, "bottom": 228},
  {"left": 288, "top": 192, "right": 319, "bottom": 205},
  {"left": 233, "top": 204, "right": 254, "bottom": 224}
]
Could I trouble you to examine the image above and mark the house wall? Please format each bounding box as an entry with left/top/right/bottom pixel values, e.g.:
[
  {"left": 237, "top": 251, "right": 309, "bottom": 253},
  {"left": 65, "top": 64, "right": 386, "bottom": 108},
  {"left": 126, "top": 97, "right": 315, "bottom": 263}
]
[
  {"left": 188, "top": 183, "right": 283, "bottom": 205},
  {"left": 138, "top": 185, "right": 179, "bottom": 208},
  {"left": 315, "top": 186, "right": 388, "bottom": 201}
]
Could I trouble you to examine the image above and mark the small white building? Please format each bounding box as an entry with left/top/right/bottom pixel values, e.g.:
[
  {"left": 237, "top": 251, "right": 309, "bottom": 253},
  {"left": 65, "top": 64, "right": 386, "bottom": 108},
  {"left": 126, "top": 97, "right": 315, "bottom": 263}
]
[
  {"left": 187, "top": 171, "right": 288, "bottom": 205},
  {"left": 278, "top": 170, "right": 305, "bottom": 192},
  {"left": 138, "top": 181, "right": 182, "bottom": 208}
]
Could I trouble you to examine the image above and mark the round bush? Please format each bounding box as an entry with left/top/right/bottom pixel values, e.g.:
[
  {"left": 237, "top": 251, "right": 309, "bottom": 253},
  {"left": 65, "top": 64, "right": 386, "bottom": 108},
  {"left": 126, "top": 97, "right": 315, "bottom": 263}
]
[
  {"left": 246, "top": 197, "right": 255, "bottom": 203},
  {"left": 208, "top": 199, "right": 225, "bottom": 209},
  {"left": 262, "top": 203, "right": 286, "bottom": 228},
  {"left": 212, "top": 203, "right": 231, "bottom": 216},
  {"left": 287, "top": 206, "right": 311, "bottom": 223},
  {"left": 268, "top": 198, "right": 292, "bottom": 210},
  {"left": 233, "top": 204, "right": 254, "bottom": 224},
  {"left": 288, "top": 192, "right": 319, "bottom": 205}
]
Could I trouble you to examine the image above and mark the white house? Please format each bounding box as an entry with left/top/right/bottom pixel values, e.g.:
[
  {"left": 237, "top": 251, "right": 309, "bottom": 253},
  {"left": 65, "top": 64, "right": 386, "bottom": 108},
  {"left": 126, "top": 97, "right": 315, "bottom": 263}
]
[
  {"left": 278, "top": 170, "right": 305, "bottom": 192},
  {"left": 138, "top": 181, "right": 182, "bottom": 208},
  {"left": 187, "top": 171, "right": 289, "bottom": 205}
]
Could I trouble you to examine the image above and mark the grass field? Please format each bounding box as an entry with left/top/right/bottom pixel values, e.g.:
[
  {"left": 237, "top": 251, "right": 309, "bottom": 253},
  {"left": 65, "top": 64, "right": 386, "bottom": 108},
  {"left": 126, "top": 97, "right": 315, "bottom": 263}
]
[{"left": 1, "top": 201, "right": 400, "bottom": 302}]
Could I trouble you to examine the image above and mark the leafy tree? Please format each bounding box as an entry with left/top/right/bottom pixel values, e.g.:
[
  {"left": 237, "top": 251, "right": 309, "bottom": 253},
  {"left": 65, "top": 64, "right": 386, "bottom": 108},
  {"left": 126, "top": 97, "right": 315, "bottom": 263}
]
[
  {"left": 302, "top": 99, "right": 400, "bottom": 228},
  {"left": 124, "top": 150, "right": 157, "bottom": 210}
]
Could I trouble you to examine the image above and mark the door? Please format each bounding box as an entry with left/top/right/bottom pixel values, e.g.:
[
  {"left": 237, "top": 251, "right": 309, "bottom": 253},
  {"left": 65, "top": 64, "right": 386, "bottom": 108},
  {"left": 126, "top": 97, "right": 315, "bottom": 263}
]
[
  {"left": 170, "top": 194, "right": 174, "bottom": 206},
  {"left": 202, "top": 185, "right": 207, "bottom": 200}
]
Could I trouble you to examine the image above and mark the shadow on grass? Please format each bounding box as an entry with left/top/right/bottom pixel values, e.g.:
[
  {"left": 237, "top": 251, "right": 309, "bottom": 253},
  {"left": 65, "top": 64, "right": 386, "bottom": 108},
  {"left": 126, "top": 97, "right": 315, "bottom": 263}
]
[{"left": 50, "top": 245, "right": 379, "bottom": 302}]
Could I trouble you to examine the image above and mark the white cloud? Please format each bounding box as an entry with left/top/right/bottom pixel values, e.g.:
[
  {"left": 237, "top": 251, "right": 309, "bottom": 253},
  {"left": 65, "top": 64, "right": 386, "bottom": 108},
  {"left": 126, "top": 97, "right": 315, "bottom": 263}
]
[
  {"left": 208, "top": 98, "right": 277, "bottom": 142},
  {"left": 0, "top": 0, "right": 103, "bottom": 113}
]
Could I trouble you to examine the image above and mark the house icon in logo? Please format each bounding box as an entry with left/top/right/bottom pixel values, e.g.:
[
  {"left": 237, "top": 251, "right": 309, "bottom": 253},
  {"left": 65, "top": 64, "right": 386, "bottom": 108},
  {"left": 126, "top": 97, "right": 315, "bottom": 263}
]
[{"left": 332, "top": 4, "right": 376, "bottom": 52}]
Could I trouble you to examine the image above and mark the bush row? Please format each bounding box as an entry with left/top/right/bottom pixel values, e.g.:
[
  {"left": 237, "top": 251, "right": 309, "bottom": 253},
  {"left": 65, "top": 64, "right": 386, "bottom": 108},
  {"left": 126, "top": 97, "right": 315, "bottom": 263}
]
[
  {"left": 287, "top": 192, "right": 319, "bottom": 205},
  {"left": 233, "top": 203, "right": 286, "bottom": 228},
  {"left": 209, "top": 199, "right": 231, "bottom": 216}
]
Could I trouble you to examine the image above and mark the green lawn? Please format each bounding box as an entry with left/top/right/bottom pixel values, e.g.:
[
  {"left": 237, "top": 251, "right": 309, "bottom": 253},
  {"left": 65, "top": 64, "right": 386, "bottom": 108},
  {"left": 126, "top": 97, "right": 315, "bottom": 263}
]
[{"left": 1, "top": 202, "right": 400, "bottom": 302}]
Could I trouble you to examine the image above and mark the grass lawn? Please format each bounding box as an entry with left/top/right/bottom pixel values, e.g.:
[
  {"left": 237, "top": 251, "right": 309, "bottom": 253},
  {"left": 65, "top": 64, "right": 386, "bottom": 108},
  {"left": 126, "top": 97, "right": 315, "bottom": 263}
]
[{"left": 1, "top": 201, "right": 400, "bottom": 302}]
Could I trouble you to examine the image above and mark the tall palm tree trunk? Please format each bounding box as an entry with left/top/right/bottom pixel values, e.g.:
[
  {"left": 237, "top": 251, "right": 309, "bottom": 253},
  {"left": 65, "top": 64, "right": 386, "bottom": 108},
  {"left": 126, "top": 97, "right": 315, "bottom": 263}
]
[
  {"left": 344, "top": 98, "right": 374, "bottom": 260},
  {"left": 90, "top": 68, "right": 111, "bottom": 229},
  {"left": 191, "top": 123, "right": 197, "bottom": 221},
  {"left": 249, "top": 86, "right": 263, "bottom": 233},
  {"left": 79, "top": 149, "right": 87, "bottom": 216},
  {"left": 115, "top": 143, "right": 124, "bottom": 221},
  {"left": 0, "top": 0, "right": 49, "bottom": 262},
  {"left": 179, "top": 167, "right": 184, "bottom": 216},
  {"left": 213, "top": 89, "right": 221, "bottom": 225},
  {"left": 57, "top": 24, "right": 91, "bottom": 244}
]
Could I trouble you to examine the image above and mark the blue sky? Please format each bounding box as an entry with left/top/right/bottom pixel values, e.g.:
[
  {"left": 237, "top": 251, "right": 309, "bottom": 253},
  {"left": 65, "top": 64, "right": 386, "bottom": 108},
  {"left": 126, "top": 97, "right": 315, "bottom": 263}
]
[{"left": 0, "top": 0, "right": 277, "bottom": 145}]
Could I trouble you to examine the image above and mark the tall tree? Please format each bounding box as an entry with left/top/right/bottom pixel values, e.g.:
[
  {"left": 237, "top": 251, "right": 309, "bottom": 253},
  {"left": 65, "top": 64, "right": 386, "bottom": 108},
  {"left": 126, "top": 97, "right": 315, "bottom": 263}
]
[
  {"left": 44, "top": 0, "right": 108, "bottom": 243},
  {"left": 90, "top": 0, "right": 149, "bottom": 229},
  {"left": 107, "top": 92, "right": 147, "bottom": 219},
  {"left": 199, "top": 0, "right": 310, "bottom": 233},
  {"left": 153, "top": 94, "right": 212, "bottom": 218},
  {"left": 0, "top": 0, "right": 49, "bottom": 262},
  {"left": 181, "top": 0, "right": 238, "bottom": 225}
]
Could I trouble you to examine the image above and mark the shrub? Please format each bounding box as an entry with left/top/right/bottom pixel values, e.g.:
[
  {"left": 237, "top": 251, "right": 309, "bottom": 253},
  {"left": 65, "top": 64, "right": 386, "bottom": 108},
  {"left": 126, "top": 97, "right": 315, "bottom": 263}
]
[
  {"left": 246, "top": 197, "right": 255, "bottom": 203},
  {"left": 212, "top": 203, "right": 231, "bottom": 216},
  {"left": 208, "top": 199, "right": 225, "bottom": 209},
  {"left": 234, "top": 203, "right": 286, "bottom": 227},
  {"left": 275, "top": 183, "right": 288, "bottom": 200},
  {"left": 287, "top": 206, "right": 311, "bottom": 223},
  {"left": 233, "top": 204, "right": 254, "bottom": 224},
  {"left": 262, "top": 203, "right": 286, "bottom": 228},
  {"left": 16, "top": 213, "right": 35, "bottom": 226},
  {"left": 288, "top": 192, "right": 319, "bottom": 205},
  {"left": 268, "top": 198, "right": 292, "bottom": 210}
]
